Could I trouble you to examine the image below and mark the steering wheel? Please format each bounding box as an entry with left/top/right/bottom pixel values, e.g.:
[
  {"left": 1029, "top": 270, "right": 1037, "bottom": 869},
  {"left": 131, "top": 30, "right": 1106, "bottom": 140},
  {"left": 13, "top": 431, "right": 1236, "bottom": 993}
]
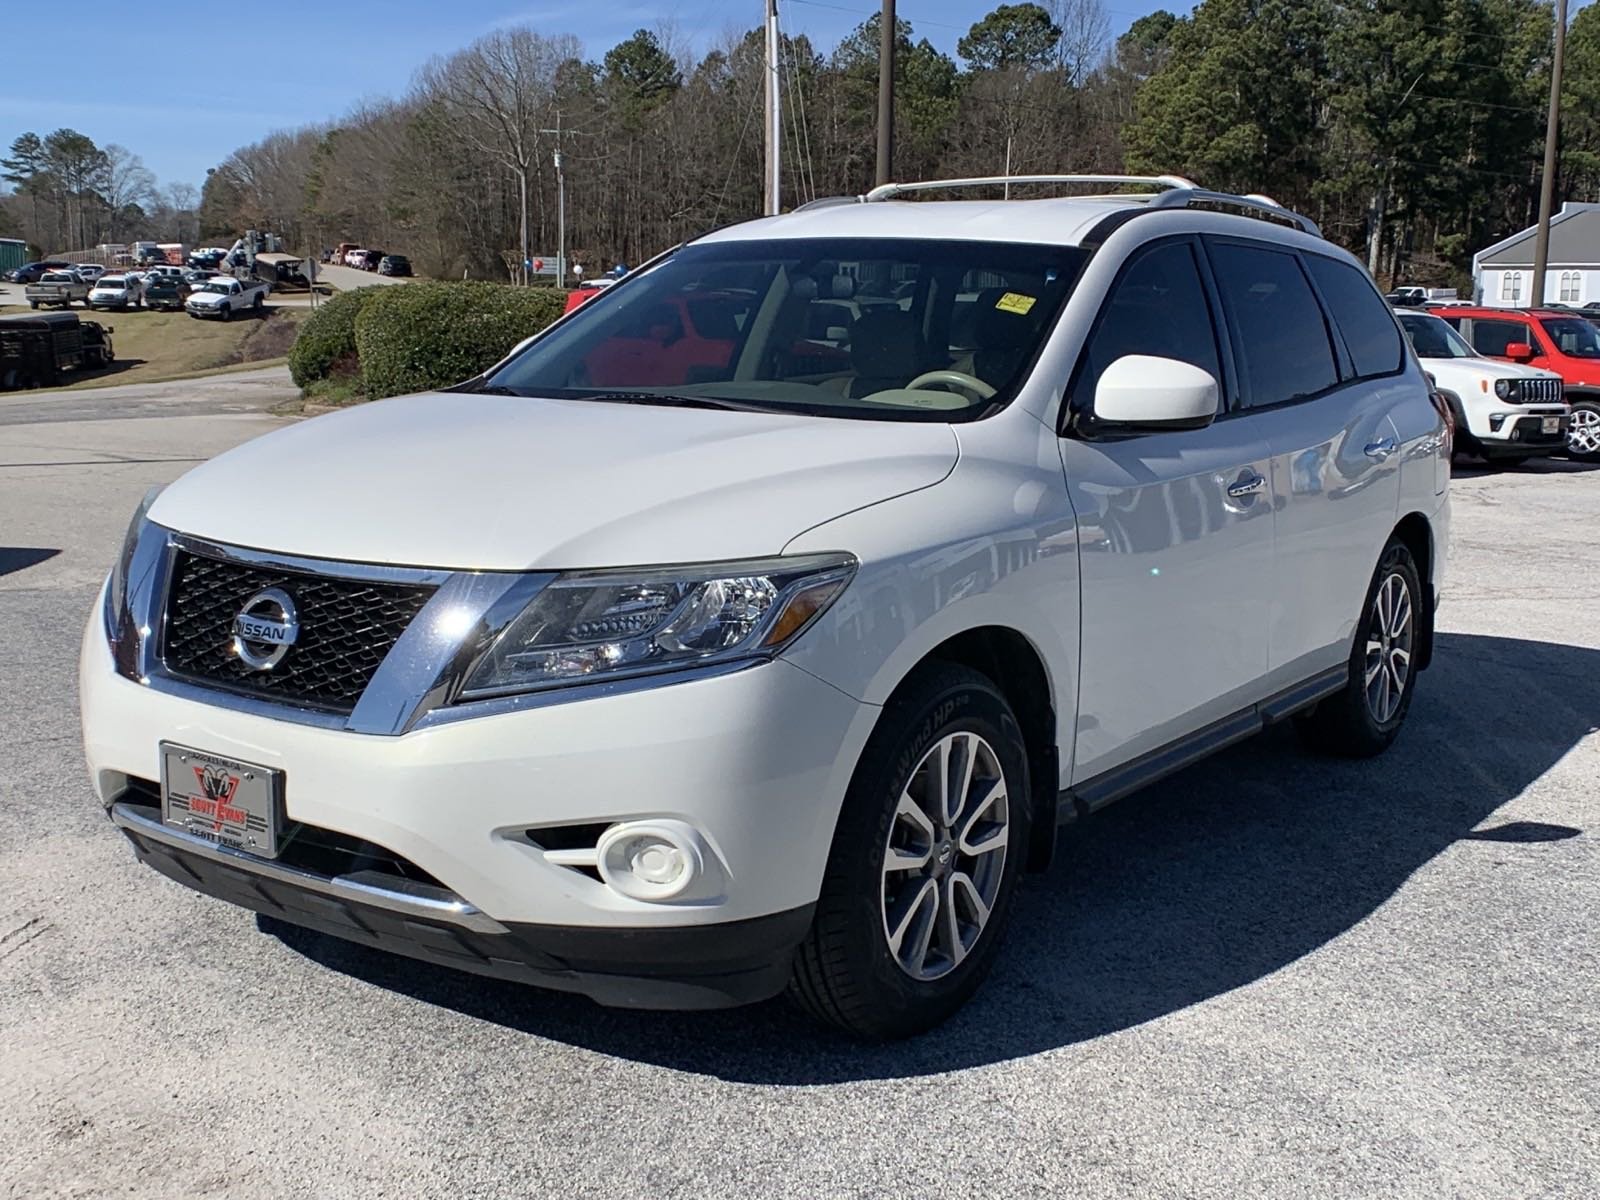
[{"left": 904, "top": 369, "right": 997, "bottom": 401}]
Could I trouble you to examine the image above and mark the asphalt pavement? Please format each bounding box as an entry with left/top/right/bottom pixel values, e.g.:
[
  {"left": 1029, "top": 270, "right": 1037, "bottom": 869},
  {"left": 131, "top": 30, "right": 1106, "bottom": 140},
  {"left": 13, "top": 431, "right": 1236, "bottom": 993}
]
[{"left": 0, "top": 378, "right": 1596, "bottom": 1199}]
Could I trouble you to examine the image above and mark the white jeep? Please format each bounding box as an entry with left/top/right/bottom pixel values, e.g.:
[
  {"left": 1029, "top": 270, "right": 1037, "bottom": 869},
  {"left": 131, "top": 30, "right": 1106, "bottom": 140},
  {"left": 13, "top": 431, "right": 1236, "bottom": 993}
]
[
  {"left": 1396, "top": 307, "right": 1568, "bottom": 462},
  {"left": 83, "top": 175, "right": 1450, "bottom": 1037}
]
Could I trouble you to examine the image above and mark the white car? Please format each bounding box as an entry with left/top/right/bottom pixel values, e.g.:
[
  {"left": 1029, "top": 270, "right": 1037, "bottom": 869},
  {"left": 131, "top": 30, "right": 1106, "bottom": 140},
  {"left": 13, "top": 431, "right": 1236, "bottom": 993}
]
[
  {"left": 75, "top": 264, "right": 107, "bottom": 283},
  {"left": 1396, "top": 308, "right": 1568, "bottom": 462},
  {"left": 82, "top": 175, "right": 1450, "bottom": 1037},
  {"left": 87, "top": 274, "right": 144, "bottom": 311},
  {"left": 344, "top": 248, "right": 367, "bottom": 268}
]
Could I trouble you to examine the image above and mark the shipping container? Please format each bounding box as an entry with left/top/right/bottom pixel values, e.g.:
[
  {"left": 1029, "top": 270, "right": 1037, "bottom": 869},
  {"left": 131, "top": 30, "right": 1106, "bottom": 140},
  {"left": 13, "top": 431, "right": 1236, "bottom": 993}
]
[{"left": 0, "top": 239, "right": 28, "bottom": 274}]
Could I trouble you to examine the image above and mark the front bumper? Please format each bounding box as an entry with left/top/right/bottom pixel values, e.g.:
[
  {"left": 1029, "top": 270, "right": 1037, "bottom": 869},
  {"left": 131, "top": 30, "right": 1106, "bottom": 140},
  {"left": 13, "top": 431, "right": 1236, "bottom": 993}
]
[
  {"left": 110, "top": 796, "right": 812, "bottom": 1007},
  {"left": 81, "top": 602, "right": 875, "bottom": 998},
  {"left": 1475, "top": 410, "right": 1568, "bottom": 454}
]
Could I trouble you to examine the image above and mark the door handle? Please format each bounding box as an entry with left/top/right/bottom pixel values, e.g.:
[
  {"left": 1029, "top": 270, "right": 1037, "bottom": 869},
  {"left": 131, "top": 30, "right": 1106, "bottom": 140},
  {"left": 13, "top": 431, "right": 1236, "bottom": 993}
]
[
  {"left": 1225, "top": 473, "right": 1266, "bottom": 499},
  {"left": 1364, "top": 436, "right": 1398, "bottom": 461}
]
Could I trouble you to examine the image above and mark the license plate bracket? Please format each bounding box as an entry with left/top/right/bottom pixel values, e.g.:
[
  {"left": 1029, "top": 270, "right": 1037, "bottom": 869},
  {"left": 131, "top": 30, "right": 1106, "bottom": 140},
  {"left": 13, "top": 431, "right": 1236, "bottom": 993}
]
[{"left": 160, "top": 743, "right": 284, "bottom": 859}]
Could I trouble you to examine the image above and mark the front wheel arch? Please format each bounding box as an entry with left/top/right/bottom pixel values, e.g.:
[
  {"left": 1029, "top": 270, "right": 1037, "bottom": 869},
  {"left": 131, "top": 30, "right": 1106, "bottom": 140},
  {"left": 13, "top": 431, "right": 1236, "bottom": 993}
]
[{"left": 894, "top": 626, "right": 1059, "bottom": 873}]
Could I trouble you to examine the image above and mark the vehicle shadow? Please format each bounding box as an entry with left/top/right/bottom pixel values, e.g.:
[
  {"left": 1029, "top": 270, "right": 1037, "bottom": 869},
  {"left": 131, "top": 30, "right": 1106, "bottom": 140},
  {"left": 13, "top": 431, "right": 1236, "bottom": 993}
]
[
  {"left": 266, "top": 632, "right": 1597, "bottom": 1083},
  {"left": 1453, "top": 456, "right": 1600, "bottom": 476},
  {"left": 0, "top": 547, "right": 60, "bottom": 577},
  {"left": 70, "top": 357, "right": 146, "bottom": 383}
]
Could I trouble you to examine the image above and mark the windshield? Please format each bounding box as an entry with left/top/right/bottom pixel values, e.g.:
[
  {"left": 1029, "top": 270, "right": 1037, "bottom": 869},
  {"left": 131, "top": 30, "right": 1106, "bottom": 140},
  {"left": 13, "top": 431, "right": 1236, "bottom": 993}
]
[
  {"left": 484, "top": 238, "right": 1087, "bottom": 420},
  {"left": 200, "top": 282, "right": 232, "bottom": 294},
  {"left": 1399, "top": 312, "right": 1476, "bottom": 359},
  {"left": 1540, "top": 317, "right": 1600, "bottom": 358},
  {"left": 98, "top": 277, "right": 124, "bottom": 287}
]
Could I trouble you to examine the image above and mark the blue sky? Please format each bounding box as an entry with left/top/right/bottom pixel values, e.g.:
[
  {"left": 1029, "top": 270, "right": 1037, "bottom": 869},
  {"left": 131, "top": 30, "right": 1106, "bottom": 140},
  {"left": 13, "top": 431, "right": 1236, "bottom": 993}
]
[{"left": 0, "top": 0, "right": 1177, "bottom": 193}]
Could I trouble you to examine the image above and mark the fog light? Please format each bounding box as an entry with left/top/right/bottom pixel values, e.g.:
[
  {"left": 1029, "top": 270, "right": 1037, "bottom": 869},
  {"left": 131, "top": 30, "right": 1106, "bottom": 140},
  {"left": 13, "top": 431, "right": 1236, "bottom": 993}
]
[
  {"left": 597, "top": 821, "right": 705, "bottom": 901},
  {"left": 1489, "top": 413, "right": 1508, "bottom": 431}
]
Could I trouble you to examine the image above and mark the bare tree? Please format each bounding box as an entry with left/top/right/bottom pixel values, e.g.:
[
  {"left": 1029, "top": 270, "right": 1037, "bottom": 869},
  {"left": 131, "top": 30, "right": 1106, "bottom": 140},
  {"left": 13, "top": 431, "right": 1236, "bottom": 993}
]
[{"left": 422, "top": 29, "right": 578, "bottom": 284}]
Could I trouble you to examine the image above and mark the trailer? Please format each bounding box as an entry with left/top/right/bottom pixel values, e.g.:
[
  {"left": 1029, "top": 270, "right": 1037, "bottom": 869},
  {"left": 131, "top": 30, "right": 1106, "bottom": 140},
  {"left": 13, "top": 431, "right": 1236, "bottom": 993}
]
[{"left": 0, "top": 311, "right": 114, "bottom": 390}]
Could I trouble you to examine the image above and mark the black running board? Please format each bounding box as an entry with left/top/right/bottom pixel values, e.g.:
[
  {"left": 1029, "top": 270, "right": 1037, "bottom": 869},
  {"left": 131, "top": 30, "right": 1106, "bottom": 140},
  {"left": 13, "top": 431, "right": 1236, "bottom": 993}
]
[{"left": 1057, "top": 665, "right": 1348, "bottom": 823}]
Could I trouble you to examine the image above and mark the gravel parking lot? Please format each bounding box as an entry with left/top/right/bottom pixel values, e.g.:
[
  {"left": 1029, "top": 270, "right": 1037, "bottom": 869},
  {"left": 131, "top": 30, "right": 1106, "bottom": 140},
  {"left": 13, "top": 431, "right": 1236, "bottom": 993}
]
[{"left": 1, "top": 378, "right": 1596, "bottom": 1199}]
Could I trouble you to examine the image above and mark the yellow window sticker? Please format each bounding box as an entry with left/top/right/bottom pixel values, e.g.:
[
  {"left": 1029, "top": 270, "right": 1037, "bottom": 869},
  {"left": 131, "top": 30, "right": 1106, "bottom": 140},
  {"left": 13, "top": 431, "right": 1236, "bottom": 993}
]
[{"left": 995, "top": 292, "right": 1036, "bottom": 315}]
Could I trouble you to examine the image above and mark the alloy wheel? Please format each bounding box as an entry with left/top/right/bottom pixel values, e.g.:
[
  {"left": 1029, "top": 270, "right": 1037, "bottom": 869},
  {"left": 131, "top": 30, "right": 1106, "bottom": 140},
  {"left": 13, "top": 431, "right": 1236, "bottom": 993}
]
[
  {"left": 880, "top": 731, "right": 1010, "bottom": 981},
  {"left": 1568, "top": 406, "right": 1600, "bottom": 457},
  {"left": 1364, "top": 572, "right": 1414, "bottom": 724}
]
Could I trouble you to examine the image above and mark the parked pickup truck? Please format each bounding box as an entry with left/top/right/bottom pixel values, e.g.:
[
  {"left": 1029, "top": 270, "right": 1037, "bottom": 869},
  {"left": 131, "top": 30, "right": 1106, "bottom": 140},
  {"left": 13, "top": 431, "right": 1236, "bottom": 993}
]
[
  {"left": 26, "top": 271, "right": 91, "bottom": 309},
  {"left": 185, "top": 276, "right": 269, "bottom": 320}
]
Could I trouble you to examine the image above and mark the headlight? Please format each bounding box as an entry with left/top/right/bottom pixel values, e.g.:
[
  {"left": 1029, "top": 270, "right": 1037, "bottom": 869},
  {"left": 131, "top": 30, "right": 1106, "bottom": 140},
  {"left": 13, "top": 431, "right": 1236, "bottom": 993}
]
[
  {"left": 106, "top": 486, "right": 162, "bottom": 621},
  {"left": 1494, "top": 379, "right": 1514, "bottom": 399},
  {"left": 459, "top": 553, "right": 855, "bottom": 699},
  {"left": 104, "top": 486, "right": 164, "bottom": 678}
]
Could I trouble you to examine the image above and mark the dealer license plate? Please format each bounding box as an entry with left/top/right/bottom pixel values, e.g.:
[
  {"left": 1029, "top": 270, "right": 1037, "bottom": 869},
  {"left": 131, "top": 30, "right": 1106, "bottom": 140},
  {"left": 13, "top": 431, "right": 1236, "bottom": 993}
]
[
  {"left": 1543, "top": 416, "right": 1562, "bottom": 434},
  {"left": 160, "top": 743, "right": 283, "bottom": 858}
]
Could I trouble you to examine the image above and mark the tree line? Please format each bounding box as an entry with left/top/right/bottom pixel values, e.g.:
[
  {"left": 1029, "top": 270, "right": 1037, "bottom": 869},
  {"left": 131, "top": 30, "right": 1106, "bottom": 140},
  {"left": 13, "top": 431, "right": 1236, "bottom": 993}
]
[
  {"left": 8, "top": 0, "right": 1600, "bottom": 290},
  {"left": 0, "top": 130, "right": 199, "bottom": 253}
]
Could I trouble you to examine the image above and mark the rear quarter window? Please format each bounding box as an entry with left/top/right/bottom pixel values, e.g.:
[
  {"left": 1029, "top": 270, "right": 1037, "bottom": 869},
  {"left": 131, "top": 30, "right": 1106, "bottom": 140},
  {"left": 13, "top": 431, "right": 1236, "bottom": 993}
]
[{"left": 1304, "top": 254, "right": 1405, "bottom": 378}]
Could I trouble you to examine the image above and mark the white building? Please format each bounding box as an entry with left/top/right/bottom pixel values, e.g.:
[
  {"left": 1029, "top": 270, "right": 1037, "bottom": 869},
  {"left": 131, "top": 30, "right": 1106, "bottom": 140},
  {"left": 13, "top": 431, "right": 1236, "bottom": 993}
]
[{"left": 1474, "top": 201, "right": 1600, "bottom": 307}]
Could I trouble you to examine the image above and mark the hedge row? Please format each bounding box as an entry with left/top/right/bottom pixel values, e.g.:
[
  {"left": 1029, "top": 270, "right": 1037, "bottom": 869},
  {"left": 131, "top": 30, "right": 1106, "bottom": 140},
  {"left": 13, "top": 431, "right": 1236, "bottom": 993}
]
[
  {"left": 286, "top": 286, "right": 378, "bottom": 388},
  {"left": 288, "top": 281, "right": 568, "bottom": 399}
]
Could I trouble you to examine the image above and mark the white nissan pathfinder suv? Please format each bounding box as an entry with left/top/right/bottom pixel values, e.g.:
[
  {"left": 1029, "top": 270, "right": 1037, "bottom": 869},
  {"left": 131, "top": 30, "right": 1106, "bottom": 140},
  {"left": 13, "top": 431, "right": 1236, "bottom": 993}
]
[{"left": 82, "top": 176, "right": 1450, "bottom": 1037}]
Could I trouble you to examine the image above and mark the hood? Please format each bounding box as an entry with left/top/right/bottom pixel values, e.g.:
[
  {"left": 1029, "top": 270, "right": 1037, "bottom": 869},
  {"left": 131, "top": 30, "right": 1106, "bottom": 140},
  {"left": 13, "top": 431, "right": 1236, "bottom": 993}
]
[
  {"left": 151, "top": 392, "right": 960, "bottom": 570},
  {"left": 1418, "top": 354, "right": 1562, "bottom": 381}
]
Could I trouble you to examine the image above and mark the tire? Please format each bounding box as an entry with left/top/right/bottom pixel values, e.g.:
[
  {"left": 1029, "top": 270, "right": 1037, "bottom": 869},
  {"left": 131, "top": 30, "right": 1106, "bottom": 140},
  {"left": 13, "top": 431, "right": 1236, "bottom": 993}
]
[
  {"left": 220, "top": 305, "right": 232, "bottom": 321},
  {"left": 789, "top": 662, "right": 1031, "bottom": 1038},
  {"left": 28, "top": 301, "right": 37, "bottom": 309},
  {"left": 253, "top": 295, "right": 264, "bottom": 315},
  {"left": 1296, "top": 539, "right": 1423, "bottom": 758},
  {"left": 1567, "top": 401, "right": 1600, "bottom": 463}
]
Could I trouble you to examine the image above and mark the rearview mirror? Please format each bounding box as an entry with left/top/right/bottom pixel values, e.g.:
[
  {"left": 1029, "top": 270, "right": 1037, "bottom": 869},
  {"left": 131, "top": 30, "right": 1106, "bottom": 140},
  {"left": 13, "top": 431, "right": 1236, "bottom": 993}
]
[
  {"left": 1091, "top": 355, "right": 1219, "bottom": 432},
  {"left": 1504, "top": 341, "right": 1535, "bottom": 361}
]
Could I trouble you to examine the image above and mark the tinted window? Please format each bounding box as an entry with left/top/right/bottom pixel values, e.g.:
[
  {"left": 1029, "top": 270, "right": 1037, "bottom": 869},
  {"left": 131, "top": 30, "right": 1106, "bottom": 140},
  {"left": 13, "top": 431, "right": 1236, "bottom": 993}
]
[
  {"left": 1075, "top": 240, "right": 1222, "bottom": 410},
  {"left": 1469, "top": 319, "right": 1532, "bottom": 357},
  {"left": 1539, "top": 317, "right": 1600, "bottom": 358},
  {"left": 1209, "top": 242, "right": 1338, "bottom": 408},
  {"left": 1304, "top": 254, "right": 1404, "bottom": 377}
]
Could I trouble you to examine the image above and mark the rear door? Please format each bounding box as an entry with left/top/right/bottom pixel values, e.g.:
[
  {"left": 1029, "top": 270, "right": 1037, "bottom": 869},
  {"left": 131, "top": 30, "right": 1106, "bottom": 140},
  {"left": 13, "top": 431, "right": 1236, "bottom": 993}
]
[
  {"left": 1203, "top": 239, "right": 1406, "bottom": 685},
  {"left": 1059, "top": 236, "right": 1275, "bottom": 781}
]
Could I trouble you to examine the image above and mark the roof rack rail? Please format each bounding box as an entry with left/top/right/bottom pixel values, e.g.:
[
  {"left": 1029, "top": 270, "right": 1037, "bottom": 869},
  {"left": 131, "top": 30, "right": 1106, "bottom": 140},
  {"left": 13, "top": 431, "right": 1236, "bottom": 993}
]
[
  {"left": 794, "top": 195, "right": 864, "bottom": 211},
  {"left": 1143, "top": 188, "right": 1322, "bottom": 237},
  {"left": 864, "top": 174, "right": 1196, "bottom": 202},
  {"left": 860, "top": 173, "right": 1322, "bottom": 238}
]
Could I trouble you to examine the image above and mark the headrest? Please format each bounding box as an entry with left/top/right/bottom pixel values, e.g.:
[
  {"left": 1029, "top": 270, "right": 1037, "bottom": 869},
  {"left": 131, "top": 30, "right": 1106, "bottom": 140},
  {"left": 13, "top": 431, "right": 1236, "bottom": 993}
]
[
  {"left": 973, "top": 287, "right": 1040, "bottom": 350},
  {"left": 828, "top": 274, "right": 855, "bottom": 299}
]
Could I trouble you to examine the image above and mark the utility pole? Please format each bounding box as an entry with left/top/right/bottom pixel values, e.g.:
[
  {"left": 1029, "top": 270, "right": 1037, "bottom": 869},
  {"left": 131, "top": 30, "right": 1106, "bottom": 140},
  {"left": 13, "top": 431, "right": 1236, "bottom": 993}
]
[
  {"left": 537, "top": 111, "right": 581, "bottom": 287},
  {"left": 764, "top": 0, "right": 781, "bottom": 214},
  {"left": 875, "top": 0, "right": 895, "bottom": 187},
  {"left": 1533, "top": 0, "right": 1569, "bottom": 307}
]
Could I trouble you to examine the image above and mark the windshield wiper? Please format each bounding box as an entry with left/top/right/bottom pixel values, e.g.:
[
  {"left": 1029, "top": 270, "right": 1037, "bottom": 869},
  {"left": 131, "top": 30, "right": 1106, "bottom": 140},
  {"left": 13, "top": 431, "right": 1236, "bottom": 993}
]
[
  {"left": 576, "top": 390, "right": 767, "bottom": 412},
  {"left": 468, "top": 383, "right": 529, "bottom": 396}
]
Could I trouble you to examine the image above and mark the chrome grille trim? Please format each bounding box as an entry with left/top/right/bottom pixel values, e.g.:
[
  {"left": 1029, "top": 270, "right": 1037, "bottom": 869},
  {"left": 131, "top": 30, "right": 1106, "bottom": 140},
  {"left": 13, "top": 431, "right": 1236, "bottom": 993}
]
[{"left": 111, "top": 523, "right": 554, "bottom": 736}]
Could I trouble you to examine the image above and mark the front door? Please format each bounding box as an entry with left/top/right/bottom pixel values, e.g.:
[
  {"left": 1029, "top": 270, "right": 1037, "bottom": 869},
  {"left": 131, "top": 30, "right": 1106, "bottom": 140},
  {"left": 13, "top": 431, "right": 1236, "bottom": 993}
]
[{"left": 1059, "top": 237, "right": 1275, "bottom": 782}]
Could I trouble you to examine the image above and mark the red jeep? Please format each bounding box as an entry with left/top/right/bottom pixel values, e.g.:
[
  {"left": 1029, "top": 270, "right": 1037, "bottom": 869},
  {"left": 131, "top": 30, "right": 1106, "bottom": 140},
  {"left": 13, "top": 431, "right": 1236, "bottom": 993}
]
[{"left": 1427, "top": 304, "right": 1600, "bottom": 461}]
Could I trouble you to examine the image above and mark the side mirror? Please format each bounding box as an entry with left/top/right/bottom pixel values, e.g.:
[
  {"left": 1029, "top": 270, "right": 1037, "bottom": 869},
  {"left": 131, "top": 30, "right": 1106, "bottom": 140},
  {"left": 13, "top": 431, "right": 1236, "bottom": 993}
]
[
  {"left": 1504, "top": 341, "right": 1535, "bottom": 361},
  {"left": 1091, "top": 354, "right": 1219, "bottom": 432}
]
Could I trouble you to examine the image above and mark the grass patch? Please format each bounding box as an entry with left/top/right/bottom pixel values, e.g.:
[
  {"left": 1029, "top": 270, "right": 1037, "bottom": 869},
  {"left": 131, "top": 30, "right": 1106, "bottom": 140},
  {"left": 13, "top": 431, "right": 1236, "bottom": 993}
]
[{"left": 1, "top": 304, "right": 306, "bottom": 392}]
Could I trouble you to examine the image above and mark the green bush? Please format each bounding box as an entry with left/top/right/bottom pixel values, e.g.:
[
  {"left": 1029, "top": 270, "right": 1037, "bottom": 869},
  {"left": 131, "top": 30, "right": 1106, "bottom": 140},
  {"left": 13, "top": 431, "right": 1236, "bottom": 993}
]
[
  {"left": 287, "top": 287, "right": 382, "bottom": 388},
  {"left": 354, "top": 281, "right": 567, "bottom": 400}
]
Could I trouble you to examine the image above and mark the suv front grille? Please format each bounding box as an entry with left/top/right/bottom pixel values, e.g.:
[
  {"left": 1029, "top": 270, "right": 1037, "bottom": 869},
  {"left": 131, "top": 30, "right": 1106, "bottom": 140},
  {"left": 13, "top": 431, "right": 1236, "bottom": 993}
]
[
  {"left": 160, "top": 549, "right": 436, "bottom": 712},
  {"left": 1514, "top": 377, "right": 1564, "bottom": 404}
]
